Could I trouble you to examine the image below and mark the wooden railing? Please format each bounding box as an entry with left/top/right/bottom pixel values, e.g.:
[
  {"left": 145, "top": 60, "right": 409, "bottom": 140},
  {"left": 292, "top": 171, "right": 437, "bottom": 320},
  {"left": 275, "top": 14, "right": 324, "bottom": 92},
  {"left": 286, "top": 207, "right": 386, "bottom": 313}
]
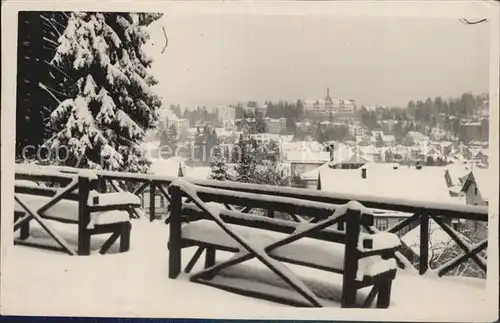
[{"left": 16, "top": 164, "right": 489, "bottom": 277}]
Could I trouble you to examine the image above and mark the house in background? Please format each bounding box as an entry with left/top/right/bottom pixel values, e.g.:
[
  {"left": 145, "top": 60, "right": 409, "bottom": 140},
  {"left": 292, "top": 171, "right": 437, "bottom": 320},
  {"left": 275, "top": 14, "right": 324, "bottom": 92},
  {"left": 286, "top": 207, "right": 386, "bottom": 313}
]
[
  {"left": 359, "top": 145, "right": 382, "bottom": 162},
  {"left": 405, "top": 131, "right": 430, "bottom": 146},
  {"left": 265, "top": 117, "right": 287, "bottom": 134},
  {"left": 215, "top": 105, "right": 236, "bottom": 130},
  {"left": 445, "top": 164, "right": 472, "bottom": 197},
  {"left": 300, "top": 154, "right": 371, "bottom": 189},
  {"left": 318, "top": 162, "right": 465, "bottom": 236},
  {"left": 459, "top": 168, "right": 491, "bottom": 206},
  {"left": 472, "top": 149, "right": 489, "bottom": 166},
  {"left": 140, "top": 157, "right": 212, "bottom": 217},
  {"left": 158, "top": 108, "right": 190, "bottom": 135}
]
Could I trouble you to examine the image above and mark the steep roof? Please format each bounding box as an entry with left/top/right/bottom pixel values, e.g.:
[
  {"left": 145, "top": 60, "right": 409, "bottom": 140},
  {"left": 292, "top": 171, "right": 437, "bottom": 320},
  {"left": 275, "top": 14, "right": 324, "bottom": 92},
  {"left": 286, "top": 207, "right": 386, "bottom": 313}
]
[
  {"left": 470, "top": 168, "right": 493, "bottom": 201},
  {"left": 282, "top": 141, "right": 330, "bottom": 162},
  {"left": 158, "top": 108, "right": 179, "bottom": 122},
  {"left": 149, "top": 157, "right": 188, "bottom": 177},
  {"left": 445, "top": 164, "right": 472, "bottom": 186},
  {"left": 149, "top": 157, "right": 212, "bottom": 180}
]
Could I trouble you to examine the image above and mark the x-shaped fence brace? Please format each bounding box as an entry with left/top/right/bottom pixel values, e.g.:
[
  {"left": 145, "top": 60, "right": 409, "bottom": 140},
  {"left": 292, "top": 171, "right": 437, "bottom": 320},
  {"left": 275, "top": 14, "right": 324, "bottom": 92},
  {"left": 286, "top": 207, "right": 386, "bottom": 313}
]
[
  {"left": 362, "top": 213, "right": 420, "bottom": 270},
  {"left": 175, "top": 180, "right": 354, "bottom": 308},
  {"left": 362, "top": 212, "right": 487, "bottom": 275},
  {"left": 98, "top": 174, "right": 488, "bottom": 278},
  {"left": 430, "top": 215, "right": 487, "bottom": 276},
  {"left": 105, "top": 178, "right": 157, "bottom": 220},
  {"left": 14, "top": 178, "right": 79, "bottom": 256},
  {"left": 102, "top": 175, "right": 317, "bottom": 226}
]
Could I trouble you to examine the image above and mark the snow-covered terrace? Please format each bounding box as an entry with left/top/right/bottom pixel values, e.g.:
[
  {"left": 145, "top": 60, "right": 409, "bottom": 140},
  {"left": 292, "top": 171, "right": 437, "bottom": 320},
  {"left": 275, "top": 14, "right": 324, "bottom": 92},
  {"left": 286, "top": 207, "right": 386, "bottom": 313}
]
[
  {"left": 4, "top": 164, "right": 495, "bottom": 321},
  {"left": 1, "top": 219, "right": 492, "bottom": 321}
]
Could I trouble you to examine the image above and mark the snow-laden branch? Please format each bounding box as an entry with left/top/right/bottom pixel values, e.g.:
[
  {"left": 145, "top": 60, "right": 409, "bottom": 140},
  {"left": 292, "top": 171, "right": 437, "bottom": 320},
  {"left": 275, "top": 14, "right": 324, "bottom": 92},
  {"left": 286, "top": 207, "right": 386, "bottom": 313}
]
[
  {"left": 41, "top": 15, "right": 63, "bottom": 38},
  {"left": 43, "top": 36, "right": 60, "bottom": 48},
  {"left": 38, "top": 82, "right": 62, "bottom": 103}
]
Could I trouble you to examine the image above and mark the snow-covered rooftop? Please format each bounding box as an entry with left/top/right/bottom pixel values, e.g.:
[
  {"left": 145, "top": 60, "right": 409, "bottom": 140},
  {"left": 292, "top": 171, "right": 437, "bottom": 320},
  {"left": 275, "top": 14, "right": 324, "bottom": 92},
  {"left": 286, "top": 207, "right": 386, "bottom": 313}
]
[
  {"left": 282, "top": 141, "right": 331, "bottom": 163},
  {"left": 407, "top": 131, "right": 429, "bottom": 141},
  {"left": 149, "top": 157, "right": 187, "bottom": 177},
  {"left": 360, "top": 145, "right": 379, "bottom": 156},
  {"left": 471, "top": 168, "right": 493, "bottom": 201},
  {"left": 158, "top": 108, "right": 179, "bottom": 121},
  {"left": 445, "top": 163, "right": 472, "bottom": 186},
  {"left": 300, "top": 163, "right": 331, "bottom": 180},
  {"left": 300, "top": 155, "right": 371, "bottom": 181},
  {"left": 149, "top": 157, "right": 211, "bottom": 180},
  {"left": 319, "top": 163, "right": 464, "bottom": 204}
]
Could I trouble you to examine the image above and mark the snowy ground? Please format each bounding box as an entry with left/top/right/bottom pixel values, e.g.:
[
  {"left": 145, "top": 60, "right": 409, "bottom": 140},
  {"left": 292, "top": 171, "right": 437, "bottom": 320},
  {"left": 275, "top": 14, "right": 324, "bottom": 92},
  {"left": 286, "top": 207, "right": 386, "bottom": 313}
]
[{"left": 1, "top": 219, "right": 491, "bottom": 321}]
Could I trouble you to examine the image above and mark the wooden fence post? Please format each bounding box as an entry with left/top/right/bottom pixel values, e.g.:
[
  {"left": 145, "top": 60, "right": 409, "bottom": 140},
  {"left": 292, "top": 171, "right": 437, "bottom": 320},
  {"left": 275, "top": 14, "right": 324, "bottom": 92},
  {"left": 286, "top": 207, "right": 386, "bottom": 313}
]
[
  {"left": 341, "top": 207, "right": 361, "bottom": 308},
  {"left": 78, "top": 176, "right": 91, "bottom": 256},
  {"left": 98, "top": 176, "right": 106, "bottom": 193},
  {"left": 419, "top": 212, "right": 429, "bottom": 275},
  {"left": 149, "top": 181, "right": 156, "bottom": 222},
  {"left": 168, "top": 184, "right": 182, "bottom": 279}
]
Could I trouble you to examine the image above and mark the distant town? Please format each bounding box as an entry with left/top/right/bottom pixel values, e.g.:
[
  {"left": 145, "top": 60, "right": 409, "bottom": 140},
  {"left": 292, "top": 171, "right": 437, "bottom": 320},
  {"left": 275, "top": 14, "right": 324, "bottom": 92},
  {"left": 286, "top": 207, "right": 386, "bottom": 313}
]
[{"left": 146, "top": 89, "right": 489, "bottom": 198}]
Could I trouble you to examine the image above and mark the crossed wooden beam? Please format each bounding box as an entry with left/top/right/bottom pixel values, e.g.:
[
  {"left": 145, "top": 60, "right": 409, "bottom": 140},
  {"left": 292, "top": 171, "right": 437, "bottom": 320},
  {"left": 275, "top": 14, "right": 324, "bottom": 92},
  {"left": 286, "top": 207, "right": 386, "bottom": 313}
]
[
  {"left": 172, "top": 180, "right": 353, "bottom": 307},
  {"left": 14, "top": 178, "right": 79, "bottom": 255},
  {"left": 363, "top": 212, "right": 487, "bottom": 275}
]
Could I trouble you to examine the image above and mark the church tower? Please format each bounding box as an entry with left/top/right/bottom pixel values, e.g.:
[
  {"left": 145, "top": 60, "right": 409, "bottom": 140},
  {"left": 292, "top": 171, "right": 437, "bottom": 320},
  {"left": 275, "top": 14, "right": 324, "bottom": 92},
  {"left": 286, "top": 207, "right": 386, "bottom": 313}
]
[
  {"left": 325, "top": 88, "right": 334, "bottom": 118},
  {"left": 325, "top": 88, "right": 332, "bottom": 103}
]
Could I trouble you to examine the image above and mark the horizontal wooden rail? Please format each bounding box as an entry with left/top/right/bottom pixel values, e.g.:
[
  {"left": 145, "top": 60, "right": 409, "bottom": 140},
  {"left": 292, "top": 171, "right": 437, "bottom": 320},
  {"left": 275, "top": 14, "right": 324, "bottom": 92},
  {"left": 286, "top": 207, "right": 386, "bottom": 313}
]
[
  {"left": 36, "top": 165, "right": 484, "bottom": 221},
  {"left": 16, "top": 164, "right": 489, "bottom": 278},
  {"left": 188, "top": 179, "right": 488, "bottom": 221}
]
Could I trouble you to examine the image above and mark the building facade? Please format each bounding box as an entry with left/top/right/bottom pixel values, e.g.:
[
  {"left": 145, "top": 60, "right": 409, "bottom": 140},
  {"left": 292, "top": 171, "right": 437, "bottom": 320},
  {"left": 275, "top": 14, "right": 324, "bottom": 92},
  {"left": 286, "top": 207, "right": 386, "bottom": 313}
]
[
  {"left": 336, "top": 99, "right": 356, "bottom": 119},
  {"left": 302, "top": 88, "right": 356, "bottom": 120},
  {"left": 265, "top": 117, "right": 287, "bottom": 134},
  {"left": 159, "top": 108, "right": 190, "bottom": 135},
  {"left": 216, "top": 105, "right": 236, "bottom": 130},
  {"left": 302, "top": 88, "right": 333, "bottom": 118},
  {"left": 459, "top": 118, "right": 489, "bottom": 144}
]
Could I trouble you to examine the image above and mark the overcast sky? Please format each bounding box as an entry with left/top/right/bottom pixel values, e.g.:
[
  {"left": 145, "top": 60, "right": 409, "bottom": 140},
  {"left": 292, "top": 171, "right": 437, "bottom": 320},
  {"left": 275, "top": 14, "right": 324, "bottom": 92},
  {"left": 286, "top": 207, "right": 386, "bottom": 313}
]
[{"left": 144, "top": 14, "right": 490, "bottom": 109}]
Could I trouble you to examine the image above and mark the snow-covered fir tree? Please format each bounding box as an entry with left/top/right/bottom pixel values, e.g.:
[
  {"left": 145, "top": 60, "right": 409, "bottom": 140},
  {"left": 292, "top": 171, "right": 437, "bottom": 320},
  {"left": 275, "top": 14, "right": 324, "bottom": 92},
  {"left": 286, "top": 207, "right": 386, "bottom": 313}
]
[
  {"left": 234, "top": 138, "right": 289, "bottom": 185},
  {"left": 254, "top": 160, "right": 290, "bottom": 186},
  {"left": 158, "top": 125, "right": 177, "bottom": 159},
  {"left": 193, "top": 127, "right": 206, "bottom": 161},
  {"left": 45, "top": 12, "right": 163, "bottom": 172},
  {"left": 159, "top": 125, "right": 177, "bottom": 146},
  {"left": 235, "top": 155, "right": 255, "bottom": 183},
  {"left": 209, "top": 149, "right": 230, "bottom": 181}
]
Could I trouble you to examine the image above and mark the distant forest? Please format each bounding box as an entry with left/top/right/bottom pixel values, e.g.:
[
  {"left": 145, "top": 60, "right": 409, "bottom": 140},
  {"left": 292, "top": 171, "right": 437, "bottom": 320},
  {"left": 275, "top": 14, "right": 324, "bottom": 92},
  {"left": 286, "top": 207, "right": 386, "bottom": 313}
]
[{"left": 170, "top": 92, "right": 487, "bottom": 124}]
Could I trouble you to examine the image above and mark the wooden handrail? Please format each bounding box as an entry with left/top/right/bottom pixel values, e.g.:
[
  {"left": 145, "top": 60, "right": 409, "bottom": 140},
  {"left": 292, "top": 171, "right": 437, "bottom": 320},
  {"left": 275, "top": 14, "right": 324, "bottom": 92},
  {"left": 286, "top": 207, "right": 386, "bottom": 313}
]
[
  {"left": 18, "top": 164, "right": 486, "bottom": 218},
  {"left": 81, "top": 167, "right": 487, "bottom": 221},
  {"left": 15, "top": 164, "right": 489, "bottom": 277}
]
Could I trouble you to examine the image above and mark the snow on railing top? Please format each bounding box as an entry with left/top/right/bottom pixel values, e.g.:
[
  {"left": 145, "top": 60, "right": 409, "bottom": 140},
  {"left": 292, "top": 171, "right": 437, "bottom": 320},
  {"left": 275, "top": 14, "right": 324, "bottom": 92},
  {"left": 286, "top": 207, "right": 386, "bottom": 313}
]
[
  {"left": 93, "top": 168, "right": 178, "bottom": 182},
  {"left": 172, "top": 179, "right": 199, "bottom": 201},
  {"left": 188, "top": 178, "right": 488, "bottom": 220},
  {"left": 15, "top": 163, "right": 92, "bottom": 180},
  {"left": 15, "top": 164, "right": 487, "bottom": 220},
  {"left": 172, "top": 180, "right": 354, "bottom": 215}
]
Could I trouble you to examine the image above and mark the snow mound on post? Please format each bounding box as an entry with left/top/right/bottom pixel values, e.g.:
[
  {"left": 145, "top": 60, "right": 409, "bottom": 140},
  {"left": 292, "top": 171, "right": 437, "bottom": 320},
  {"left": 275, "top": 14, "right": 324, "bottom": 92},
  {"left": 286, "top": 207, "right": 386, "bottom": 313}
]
[
  {"left": 358, "top": 232, "right": 401, "bottom": 252},
  {"left": 357, "top": 256, "right": 397, "bottom": 281},
  {"left": 87, "top": 190, "right": 141, "bottom": 206},
  {"left": 172, "top": 179, "right": 198, "bottom": 200}
]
